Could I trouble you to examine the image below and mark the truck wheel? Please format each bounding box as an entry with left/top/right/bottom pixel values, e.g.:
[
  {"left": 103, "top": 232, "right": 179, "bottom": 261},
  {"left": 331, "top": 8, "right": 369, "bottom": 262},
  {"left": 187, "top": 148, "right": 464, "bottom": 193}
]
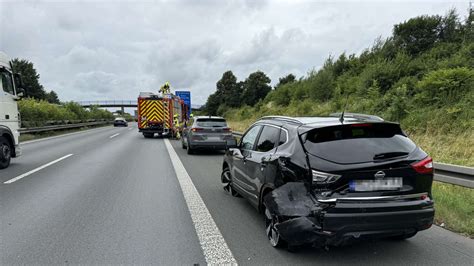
[{"left": 0, "top": 136, "right": 12, "bottom": 169}]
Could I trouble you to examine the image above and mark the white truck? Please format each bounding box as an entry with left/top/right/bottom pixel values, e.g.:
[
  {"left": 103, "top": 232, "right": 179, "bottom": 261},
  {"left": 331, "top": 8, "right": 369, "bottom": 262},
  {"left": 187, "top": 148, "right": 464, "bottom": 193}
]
[{"left": 0, "top": 52, "right": 23, "bottom": 169}]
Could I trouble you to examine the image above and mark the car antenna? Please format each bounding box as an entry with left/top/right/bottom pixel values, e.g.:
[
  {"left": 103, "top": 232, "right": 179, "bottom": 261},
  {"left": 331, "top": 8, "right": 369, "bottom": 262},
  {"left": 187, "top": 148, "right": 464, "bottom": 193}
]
[{"left": 339, "top": 92, "right": 350, "bottom": 124}]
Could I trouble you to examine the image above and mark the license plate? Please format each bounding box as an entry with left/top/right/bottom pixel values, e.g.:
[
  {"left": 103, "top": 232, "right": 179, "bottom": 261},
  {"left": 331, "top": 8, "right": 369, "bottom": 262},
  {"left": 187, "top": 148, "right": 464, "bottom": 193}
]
[{"left": 349, "top": 178, "right": 403, "bottom": 192}]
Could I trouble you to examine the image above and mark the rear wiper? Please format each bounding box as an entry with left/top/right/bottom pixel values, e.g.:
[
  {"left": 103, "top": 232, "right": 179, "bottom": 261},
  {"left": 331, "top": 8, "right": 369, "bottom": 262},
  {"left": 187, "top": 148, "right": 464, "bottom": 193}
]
[{"left": 373, "top": 152, "right": 409, "bottom": 160}]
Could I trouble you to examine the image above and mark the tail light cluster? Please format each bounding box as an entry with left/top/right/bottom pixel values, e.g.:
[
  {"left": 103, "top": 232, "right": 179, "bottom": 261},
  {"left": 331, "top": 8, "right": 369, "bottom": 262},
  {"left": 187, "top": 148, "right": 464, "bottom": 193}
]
[
  {"left": 223, "top": 127, "right": 232, "bottom": 132},
  {"left": 411, "top": 157, "right": 433, "bottom": 174},
  {"left": 191, "top": 127, "right": 203, "bottom": 132}
]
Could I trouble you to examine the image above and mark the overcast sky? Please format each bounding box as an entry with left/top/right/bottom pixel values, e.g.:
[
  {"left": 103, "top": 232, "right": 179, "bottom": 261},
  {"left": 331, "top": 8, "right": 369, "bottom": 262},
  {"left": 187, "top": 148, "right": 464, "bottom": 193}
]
[{"left": 0, "top": 0, "right": 469, "bottom": 105}]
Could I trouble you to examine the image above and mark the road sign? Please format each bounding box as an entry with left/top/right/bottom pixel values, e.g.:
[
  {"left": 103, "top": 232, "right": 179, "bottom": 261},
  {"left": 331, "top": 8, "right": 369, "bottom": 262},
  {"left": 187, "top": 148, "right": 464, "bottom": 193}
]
[{"left": 175, "top": 91, "right": 191, "bottom": 117}]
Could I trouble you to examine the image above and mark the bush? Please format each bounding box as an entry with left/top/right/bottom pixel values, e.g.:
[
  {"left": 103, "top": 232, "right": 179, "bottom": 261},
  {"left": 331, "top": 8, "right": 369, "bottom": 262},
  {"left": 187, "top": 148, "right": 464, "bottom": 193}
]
[
  {"left": 19, "top": 98, "right": 114, "bottom": 127},
  {"left": 415, "top": 67, "right": 474, "bottom": 106}
]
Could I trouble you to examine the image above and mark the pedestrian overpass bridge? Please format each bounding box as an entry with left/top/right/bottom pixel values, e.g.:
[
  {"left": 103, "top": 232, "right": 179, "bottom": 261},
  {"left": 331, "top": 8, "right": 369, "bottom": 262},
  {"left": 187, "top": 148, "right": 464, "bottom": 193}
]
[{"left": 77, "top": 100, "right": 202, "bottom": 112}]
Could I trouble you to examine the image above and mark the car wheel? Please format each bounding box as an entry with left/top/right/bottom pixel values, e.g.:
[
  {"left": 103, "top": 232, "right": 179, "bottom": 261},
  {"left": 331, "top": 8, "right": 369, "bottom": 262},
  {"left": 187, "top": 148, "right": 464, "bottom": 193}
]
[
  {"left": 264, "top": 204, "right": 286, "bottom": 248},
  {"left": 187, "top": 144, "right": 194, "bottom": 154},
  {"left": 390, "top": 232, "right": 417, "bottom": 240},
  {"left": 182, "top": 139, "right": 187, "bottom": 149},
  {"left": 221, "top": 167, "right": 240, "bottom": 197},
  {"left": 0, "top": 136, "right": 12, "bottom": 169}
]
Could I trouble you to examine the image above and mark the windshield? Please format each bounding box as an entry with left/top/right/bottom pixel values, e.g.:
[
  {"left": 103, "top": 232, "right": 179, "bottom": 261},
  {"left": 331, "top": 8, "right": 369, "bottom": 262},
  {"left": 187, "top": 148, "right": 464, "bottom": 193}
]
[
  {"left": 196, "top": 118, "right": 227, "bottom": 127},
  {"left": 304, "top": 123, "right": 417, "bottom": 164}
]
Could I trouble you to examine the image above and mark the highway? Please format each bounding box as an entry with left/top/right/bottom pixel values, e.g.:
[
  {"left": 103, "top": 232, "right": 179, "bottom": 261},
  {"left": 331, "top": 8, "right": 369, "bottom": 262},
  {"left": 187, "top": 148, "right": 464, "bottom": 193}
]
[{"left": 1, "top": 124, "right": 473, "bottom": 265}]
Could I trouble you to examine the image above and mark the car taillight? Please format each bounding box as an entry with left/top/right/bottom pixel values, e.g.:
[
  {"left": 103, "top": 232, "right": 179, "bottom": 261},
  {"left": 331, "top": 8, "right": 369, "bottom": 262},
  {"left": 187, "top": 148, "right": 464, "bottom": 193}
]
[
  {"left": 411, "top": 157, "right": 433, "bottom": 174},
  {"left": 223, "top": 127, "right": 231, "bottom": 132},
  {"left": 192, "top": 128, "right": 203, "bottom": 132}
]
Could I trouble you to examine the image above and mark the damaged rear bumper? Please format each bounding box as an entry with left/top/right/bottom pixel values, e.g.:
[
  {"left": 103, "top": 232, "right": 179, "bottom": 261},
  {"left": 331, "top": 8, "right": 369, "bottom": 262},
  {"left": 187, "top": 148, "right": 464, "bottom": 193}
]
[{"left": 264, "top": 183, "right": 435, "bottom": 246}]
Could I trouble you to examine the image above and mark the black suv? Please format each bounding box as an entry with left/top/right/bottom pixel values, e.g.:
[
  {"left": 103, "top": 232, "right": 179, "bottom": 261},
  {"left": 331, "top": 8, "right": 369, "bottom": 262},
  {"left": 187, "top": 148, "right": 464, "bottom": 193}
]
[{"left": 221, "top": 114, "right": 434, "bottom": 249}]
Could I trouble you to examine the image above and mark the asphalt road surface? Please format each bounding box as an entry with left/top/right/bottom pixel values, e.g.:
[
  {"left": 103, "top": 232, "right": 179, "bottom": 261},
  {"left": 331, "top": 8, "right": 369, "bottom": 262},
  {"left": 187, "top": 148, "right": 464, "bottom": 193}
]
[{"left": 1, "top": 124, "right": 473, "bottom": 265}]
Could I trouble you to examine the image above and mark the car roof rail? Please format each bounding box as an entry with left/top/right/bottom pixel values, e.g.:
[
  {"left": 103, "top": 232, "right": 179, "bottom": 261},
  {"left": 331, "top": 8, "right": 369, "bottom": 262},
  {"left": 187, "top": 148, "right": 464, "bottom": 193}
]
[
  {"left": 329, "top": 112, "right": 384, "bottom": 122},
  {"left": 259, "top": 116, "right": 303, "bottom": 125}
]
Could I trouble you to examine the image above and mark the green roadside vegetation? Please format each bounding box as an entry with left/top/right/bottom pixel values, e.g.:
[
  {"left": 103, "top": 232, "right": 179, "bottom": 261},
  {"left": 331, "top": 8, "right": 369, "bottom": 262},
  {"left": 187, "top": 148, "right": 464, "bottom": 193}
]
[
  {"left": 432, "top": 181, "right": 474, "bottom": 237},
  {"left": 19, "top": 98, "right": 114, "bottom": 127},
  {"left": 203, "top": 10, "right": 474, "bottom": 237},
  {"left": 19, "top": 123, "right": 111, "bottom": 142}
]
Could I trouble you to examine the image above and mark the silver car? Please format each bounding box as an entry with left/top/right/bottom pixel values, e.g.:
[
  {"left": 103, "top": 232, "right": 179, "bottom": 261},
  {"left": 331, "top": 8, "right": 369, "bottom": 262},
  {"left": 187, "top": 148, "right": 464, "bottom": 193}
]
[{"left": 182, "top": 116, "right": 234, "bottom": 154}]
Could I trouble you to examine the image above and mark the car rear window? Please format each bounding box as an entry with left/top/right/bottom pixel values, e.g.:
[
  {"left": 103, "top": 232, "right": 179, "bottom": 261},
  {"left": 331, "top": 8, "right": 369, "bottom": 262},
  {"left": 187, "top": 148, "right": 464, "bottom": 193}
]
[
  {"left": 196, "top": 118, "right": 227, "bottom": 127},
  {"left": 303, "top": 123, "right": 416, "bottom": 164}
]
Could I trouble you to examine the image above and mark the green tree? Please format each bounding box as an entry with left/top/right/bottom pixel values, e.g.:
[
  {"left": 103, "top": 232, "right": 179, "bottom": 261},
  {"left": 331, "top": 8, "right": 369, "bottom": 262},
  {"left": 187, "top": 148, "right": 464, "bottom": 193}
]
[
  {"left": 439, "top": 9, "right": 462, "bottom": 43},
  {"left": 203, "top": 91, "right": 222, "bottom": 115},
  {"left": 241, "top": 71, "right": 271, "bottom": 106},
  {"left": 216, "top": 71, "right": 241, "bottom": 108},
  {"left": 275, "top": 74, "right": 296, "bottom": 89},
  {"left": 46, "top": 90, "right": 60, "bottom": 104},
  {"left": 393, "top": 15, "right": 442, "bottom": 55},
  {"left": 11, "top": 59, "right": 47, "bottom": 100}
]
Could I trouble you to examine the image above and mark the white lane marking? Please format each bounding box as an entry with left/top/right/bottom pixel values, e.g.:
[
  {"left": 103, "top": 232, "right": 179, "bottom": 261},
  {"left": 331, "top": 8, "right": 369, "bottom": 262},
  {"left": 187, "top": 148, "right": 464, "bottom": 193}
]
[
  {"left": 109, "top": 133, "right": 120, "bottom": 139},
  {"left": 22, "top": 126, "right": 113, "bottom": 145},
  {"left": 128, "top": 127, "right": 133, "bottom": 130},
  {"left": 164, "top": 139, "right": 237, "bottom": 265},
  {"left": 4, "top": 154, "right": 74, "bottom": 184}
]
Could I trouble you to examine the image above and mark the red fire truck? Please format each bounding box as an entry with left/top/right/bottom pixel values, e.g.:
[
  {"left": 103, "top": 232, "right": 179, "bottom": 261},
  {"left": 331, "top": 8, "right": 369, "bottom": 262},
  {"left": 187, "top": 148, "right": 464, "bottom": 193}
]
[{"left": 137, "top": 92, "right": 188, "bottom": 138}]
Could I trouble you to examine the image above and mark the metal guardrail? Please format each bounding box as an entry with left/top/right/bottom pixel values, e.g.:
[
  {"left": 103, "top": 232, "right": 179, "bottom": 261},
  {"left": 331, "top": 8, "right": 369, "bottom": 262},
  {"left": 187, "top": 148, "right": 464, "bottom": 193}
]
[
  {"left": 19, "top": 121, "right": 111, "bottom": 134},
  {"left": 232, "top": 131, "right": 243, "bottom": 137},
  {"left": 231, "top": 131, "right": 473, "bottom": 188},
  {"left": 434, "top": 163, "right": 474, "bottom": 188}
]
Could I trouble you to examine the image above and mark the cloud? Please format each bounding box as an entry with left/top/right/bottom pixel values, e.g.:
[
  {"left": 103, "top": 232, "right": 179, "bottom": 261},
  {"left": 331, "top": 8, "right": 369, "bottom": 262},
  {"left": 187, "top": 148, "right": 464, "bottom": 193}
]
[{"left": 0, "top": 0, "right": 469, "bottom": 104}]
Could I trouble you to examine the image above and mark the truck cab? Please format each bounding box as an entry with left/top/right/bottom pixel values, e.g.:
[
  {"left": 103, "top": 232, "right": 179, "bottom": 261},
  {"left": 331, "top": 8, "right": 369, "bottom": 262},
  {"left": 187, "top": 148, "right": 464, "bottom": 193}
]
[{"left": 0, "top": 52, "right": 23, "bottom": 169}]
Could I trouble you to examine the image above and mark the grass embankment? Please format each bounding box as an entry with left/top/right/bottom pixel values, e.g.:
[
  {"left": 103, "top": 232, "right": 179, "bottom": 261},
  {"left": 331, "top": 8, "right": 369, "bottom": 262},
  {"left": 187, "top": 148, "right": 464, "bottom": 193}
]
[
  {"left": 432, "top": 181, "right": 474, "bottom": 237},
  {"left": 227, "top": 119, "right": 474, "bottom": 238}
]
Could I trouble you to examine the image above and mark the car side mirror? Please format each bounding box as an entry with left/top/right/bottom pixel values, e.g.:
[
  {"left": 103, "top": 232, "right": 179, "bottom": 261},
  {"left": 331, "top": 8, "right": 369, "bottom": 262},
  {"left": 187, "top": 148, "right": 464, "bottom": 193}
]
[{"left": 226, "top": 138, "right": 238, "bottom": 150}]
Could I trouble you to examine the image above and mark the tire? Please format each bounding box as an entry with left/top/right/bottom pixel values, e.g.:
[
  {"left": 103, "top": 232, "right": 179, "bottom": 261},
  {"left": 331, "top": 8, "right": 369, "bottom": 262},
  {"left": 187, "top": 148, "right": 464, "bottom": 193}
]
[
  {"left": 264, "top": 204, "right": 286, "bottom": 248},
  {"left": 221, "top": 167, "right": 240, "bottom": 197},
  {"left": 182, "top": 139, "right": 187, "bottom": 149},
  {"left": 143, "top": 133, "right": 153, "bottom": 138},
  {"left": 187, "top": 144, "right": 194, "bottom": 154},
  {"left": 389, "top": 232, "right": 417, "bottom": 240},
  {"left": 0, "top": 136, "right": 12, "bottom": 169}
]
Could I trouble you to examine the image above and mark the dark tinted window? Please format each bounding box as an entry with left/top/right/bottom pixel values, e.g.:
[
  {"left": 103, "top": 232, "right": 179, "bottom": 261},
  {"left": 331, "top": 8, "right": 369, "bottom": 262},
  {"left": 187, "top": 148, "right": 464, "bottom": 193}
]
[
  {"left": 241, "top": 125, "right": 262, "bottom": 150},
  {"left": 196, "top": 118, "right": 227, "bottom": 127},
  {"left": 279, "top": 130, "right": 287, "bottom": 146},
  {"left": 304, "top": 123, "right": 416, "bottom": 164},
  {"left": 256, "top": 126, "right": 280, "bottom": 152}
]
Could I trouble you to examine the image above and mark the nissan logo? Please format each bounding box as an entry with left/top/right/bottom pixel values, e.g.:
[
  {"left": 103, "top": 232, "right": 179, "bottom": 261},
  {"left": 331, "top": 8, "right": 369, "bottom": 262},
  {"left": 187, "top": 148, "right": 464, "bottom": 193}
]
[{"left": 374, "top": 171, "right": 386, "bottom": 179}]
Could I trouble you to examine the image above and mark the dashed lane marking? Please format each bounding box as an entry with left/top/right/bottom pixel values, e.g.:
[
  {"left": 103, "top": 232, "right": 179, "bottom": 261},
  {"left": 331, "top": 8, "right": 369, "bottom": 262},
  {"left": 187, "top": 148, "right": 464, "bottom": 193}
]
[
  {"left": 3, "top": 154, "right": 74, "bottom": 184},
  {"left": 109, "top": 133, "right": 120, "bottom": 139},
  {"left": 164, "top": 139, "right": 237, "bottom": 265}
]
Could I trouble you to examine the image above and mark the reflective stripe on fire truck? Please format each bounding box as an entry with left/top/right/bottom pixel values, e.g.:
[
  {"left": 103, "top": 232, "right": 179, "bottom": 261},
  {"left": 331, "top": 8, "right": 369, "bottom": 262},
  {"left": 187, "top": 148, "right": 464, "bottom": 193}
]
[{"left": 139, "top": 99, "right": 170, "bottom": 128}]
